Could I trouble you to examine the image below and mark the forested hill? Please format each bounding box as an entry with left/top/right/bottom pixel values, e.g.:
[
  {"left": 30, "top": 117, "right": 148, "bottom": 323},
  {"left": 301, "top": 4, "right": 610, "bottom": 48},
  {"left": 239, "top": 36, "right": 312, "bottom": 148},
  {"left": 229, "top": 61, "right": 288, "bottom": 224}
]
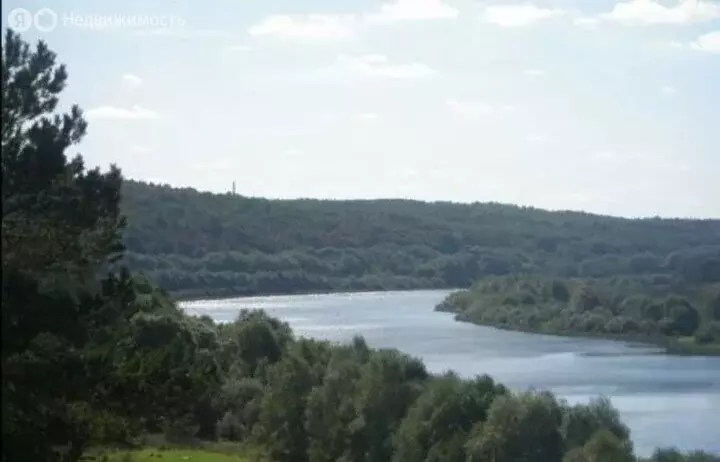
[{"left": 120, "top": 180, "right": 720, "bottom": 298}]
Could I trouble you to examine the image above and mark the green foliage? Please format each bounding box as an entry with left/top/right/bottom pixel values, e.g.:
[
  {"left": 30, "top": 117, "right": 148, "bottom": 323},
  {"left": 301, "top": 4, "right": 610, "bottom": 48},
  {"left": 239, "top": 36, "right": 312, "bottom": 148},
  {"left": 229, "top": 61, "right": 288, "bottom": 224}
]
[
  {"left": 694, "top": 321, "right": 720, "bottom": 345},
  {"left": 552, "top": 280, "right": 571, "bottom": 302},
  {"left": 561, "top": 397, "right": 630, "bottom": 452},
  {"left": 2, "top": 30, "right": 124, "bottom": 273},
  {"left": 345, "top": 350, "right": 429, "bottom": 461},
  {"left": 647, "top": 448, "right": 720, "bottom": 462},
  {"left": 304, "top": 345, "right": 365, "bottom": 462},
  {"left": 393, "top": 374, "right": 506, "bottom": 462},
  {"left": 578, "top": 430, "right": 635, "bottom": 462},
  {"left": 1, "top": 31, "right": 221, "bottom": 462},
  {"left": 465, "top": 391, "right": 565, "bottom": 462},
  {"left": 119, "top": 180, "right": 720, "bottom": 298},
  {"left": 217, "top": 309, "right": 293, "bottom": 375},
  {"left": 252, "top": 348, "right": 314, "bottom": 462},
  {"left": 709, "top": 292, "right": 720, "bottom": 320},
  {"left": 663, "top": 297, "right": 700, "bottom": 336},
  {"left": 96, "top": 447, "right": 257, "bottom": 461},
  {"left": 571, "top": 285, "right": 601, "bottom": 312},
  {"left": 2, "top": 29, "right": 134, "bottom": 462},
  {"left": 439, "top": 274, "right": 720, "bottom": 351}
]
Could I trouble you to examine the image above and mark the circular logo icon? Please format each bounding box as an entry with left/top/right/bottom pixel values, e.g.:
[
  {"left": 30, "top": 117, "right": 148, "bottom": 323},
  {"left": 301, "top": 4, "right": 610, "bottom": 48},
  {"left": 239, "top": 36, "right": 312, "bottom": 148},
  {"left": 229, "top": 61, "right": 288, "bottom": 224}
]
[
  {"left": 34, "top": 8, "right": 58, "bottom": 32},
  {"left": 6, "top": 8, "right": 33, "bottom": 32}
]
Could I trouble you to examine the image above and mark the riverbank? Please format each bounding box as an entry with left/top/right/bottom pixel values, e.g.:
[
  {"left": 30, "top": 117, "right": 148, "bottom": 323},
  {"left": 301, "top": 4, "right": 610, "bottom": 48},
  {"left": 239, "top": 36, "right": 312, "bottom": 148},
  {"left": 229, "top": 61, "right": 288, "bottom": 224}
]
[
  {"left": 185, "top": 289, "right": 720, "bottom": 456},
  {"left": 435, "top": 274, "right": 720, "bottom": 357},
  {"left": 441, "top": 307, "right": 720, "bottom": 357},
  {"left": 177, "top": 286, "right": 720, "bottom": 356}
]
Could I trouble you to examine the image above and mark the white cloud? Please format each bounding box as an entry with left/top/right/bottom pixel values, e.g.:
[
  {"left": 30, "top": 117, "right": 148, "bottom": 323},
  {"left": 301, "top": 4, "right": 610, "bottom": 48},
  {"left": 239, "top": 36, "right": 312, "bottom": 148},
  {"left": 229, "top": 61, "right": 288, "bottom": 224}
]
[
  {"left": 526, "top": 133, "right": 548, "bottom": 143},
  {"left": 590, "top": 150, "right": 621, "bottom": 162},
  {"left": 446, "top": 99, "right": 515, "bottom": 118},
  {"left": 336, "top": 54, "right": 435, "bottom": 79},
  {"left": 367, "top": 0, "right": 459, "bottom": 23},
  {"left": 129, "top": 145, "right": 153, "bottom": 154},
  {"left": 224, "top": 44, "right": 253, "bottom": 52},
  {"left": 86, "top": 105, "right": 160, "bottom": 120},
  {"left": 598, "top": 0, "right": 720, "bottom": 26},
  {"left": 357, "top": 113, "right": 379, "bottom": 120},
  {"left": 482, "top": 4, "right": 566, "bottom": 27},
  {"left": 121, "top": 73, "right": 143, "bottom": 87},
  {"left": 283, "top": 147, "right": 302, "bottom": 157},
  {"left": 589, "top": 151, "right": 653, "bottom": 165},
  {"left": 524, "top": 68, "right": 547, "bottom": 76},
  {"left": 193, "top": 158, "right": 235, "bottom": 172},
  {"left": 574, "top": 16, "right": 601, "bottom": 29},
  {"left": 691, "top": 30, "right": 720, "bottom": 53},
  {"left": 248, "top": 15, "right": 353, "bottom": 39},
  {"left": 390, "top": 168, "right": 420, "bottom": 179},
  {"left": 663, "top": 30, "right": 720, "bottom": 52},
  {"left": 661, "top": 85, "right": 677, "bottom": 95}
]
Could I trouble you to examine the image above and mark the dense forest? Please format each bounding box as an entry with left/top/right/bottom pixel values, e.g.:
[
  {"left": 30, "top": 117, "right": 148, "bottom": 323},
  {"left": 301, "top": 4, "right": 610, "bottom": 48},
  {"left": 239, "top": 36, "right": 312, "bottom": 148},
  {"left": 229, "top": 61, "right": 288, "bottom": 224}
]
[
  {"left": 120, "top": 180, "right": 720, "bottom": 299},
  {"left": 438, "top": 273, "right": 720, "bottom": 354},
  {"left": 4, "top": 30, "right": 719, "bottom": 461}
]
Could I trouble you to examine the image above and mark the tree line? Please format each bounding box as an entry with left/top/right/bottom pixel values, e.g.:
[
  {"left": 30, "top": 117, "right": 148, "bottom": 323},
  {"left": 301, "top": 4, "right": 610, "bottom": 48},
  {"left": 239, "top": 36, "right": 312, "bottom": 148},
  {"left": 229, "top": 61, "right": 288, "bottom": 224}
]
[
  {"left": 438, "top": 273, "right": 720, "bottom": 354},
  {"left": 120, "top": 180, "right": 720, "bottom": 298},
  {"left": 2, "top": 30, "right": 719, "bottom": 462}
]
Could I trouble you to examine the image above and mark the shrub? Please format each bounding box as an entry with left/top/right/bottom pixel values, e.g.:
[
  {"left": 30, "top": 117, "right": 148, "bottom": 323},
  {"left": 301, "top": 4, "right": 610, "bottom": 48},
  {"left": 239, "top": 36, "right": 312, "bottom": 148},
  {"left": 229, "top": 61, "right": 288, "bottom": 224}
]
[{"left": 694, "top": 322, "right": 720, "bottom": 345}]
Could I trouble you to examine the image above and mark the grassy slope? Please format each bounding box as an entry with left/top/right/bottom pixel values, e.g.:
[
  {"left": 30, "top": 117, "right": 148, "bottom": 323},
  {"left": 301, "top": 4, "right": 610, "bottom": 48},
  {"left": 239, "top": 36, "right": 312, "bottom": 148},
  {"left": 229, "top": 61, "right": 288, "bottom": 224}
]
[
  {"left": 98, "top": 449, "right": 250, "bottom": 461},
  {"left": 87, "top": 444, "right": 268, "bottom": 462}
]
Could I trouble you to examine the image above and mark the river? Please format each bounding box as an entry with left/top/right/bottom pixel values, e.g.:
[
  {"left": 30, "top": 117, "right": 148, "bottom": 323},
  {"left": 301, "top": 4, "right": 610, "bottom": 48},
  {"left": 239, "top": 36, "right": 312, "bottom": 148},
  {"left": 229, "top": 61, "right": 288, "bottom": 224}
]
[{"left": 181, "top": 289, "right": 720, "bottom": 456}]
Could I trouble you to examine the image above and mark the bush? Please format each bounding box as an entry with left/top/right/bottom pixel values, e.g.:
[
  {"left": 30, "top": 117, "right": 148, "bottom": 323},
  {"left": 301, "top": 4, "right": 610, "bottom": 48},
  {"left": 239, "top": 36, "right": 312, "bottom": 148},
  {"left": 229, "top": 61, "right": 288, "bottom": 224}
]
[
  {"left": 552, "top": 280, "right": 570, "bottom": 302},
  {"left": 694, "top": 322, "right": 720, "bottom": 345},
  {"left": 216, "top": 411, "right": 243, "bottom": 441},
  {"left": 161, "top": 416, "right": 200, "bottom": 444},
  {"left": 571, "top": 286, "right": 601, "bottom": 313}
]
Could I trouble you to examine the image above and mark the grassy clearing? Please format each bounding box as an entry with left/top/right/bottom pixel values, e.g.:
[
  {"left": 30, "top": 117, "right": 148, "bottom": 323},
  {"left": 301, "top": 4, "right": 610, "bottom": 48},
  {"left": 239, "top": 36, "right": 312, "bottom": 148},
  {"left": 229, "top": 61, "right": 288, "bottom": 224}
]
[
  {"left": 85, "top": 443, "right": 268, "bottom": 462},
  {"left": 106, "top": 449, "right": 251, "bottom": 461}
]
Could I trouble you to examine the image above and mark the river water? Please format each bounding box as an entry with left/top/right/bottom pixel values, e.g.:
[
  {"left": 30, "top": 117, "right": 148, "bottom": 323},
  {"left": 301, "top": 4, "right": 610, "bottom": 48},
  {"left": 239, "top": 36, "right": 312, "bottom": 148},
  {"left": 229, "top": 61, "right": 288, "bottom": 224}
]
[{"left": 181, "top": 289, "right": 720, "bottom": 456}]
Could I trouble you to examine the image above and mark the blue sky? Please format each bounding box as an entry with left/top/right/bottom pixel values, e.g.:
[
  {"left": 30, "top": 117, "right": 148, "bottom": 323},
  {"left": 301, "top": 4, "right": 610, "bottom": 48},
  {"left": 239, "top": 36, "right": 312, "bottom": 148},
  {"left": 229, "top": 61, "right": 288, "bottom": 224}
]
[{"left": 3, "top": 0, "right": 719, "bottom": 218}]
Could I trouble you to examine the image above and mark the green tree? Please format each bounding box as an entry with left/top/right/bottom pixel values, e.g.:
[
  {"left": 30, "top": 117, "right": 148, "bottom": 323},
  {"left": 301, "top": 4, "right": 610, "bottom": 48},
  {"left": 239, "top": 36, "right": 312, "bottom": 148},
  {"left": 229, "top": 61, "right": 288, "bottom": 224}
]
[
  {"left": 571, "top": 286, "right": 601, "bottom": 313},
  {"left": 709, "top": 292, "right": 720, "bottom": 321},
  {"left": 465, "top": 391, "right": 565, "bottom": 462},
  {"left": 394, "top": 374, "right": 506, "bottom": 462},
  {"left": 552, "top": 280, "right": 570, "bottom": 302},
  {"left": 346, "top": 350, "right": 427, "bottom": 462},
  {"left": 664, "top": 297, "right": 700, "bottom": 336},
  {"left": 1, "top": 29, "right": 130, "bottom": 462},
  {"left": 561, "top": 397, "right": 630, "bottom": 452},
  {"left": 580, "top": 430, "right": 634, "bottom": 462},
  {"left": 646, "top": 448, "right": 720, "bottom": 462},
  {"left": 253, "top": 348, "right": 315, "bottom": 462},
  {"left": 305, "top": 347, "right": 363, "bottom": 462},
  {"left": 2, "top": 30, "right": 124, "bottom": 274},
  {"left": 1, "top": 30, "right": 211, "bottom": 461},
  {"left": 218, "top": 309, "right": 293, "bottom": 375},
  {"left": 694, "top": 321, "right": 720, "bottom": 345}
]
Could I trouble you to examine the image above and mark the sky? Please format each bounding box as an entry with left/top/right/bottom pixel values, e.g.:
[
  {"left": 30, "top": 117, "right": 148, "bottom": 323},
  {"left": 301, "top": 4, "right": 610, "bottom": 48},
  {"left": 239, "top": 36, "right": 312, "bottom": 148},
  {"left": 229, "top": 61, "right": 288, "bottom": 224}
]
[{"left": 3, "top": 0, "right": 720, "bottom": 218}]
